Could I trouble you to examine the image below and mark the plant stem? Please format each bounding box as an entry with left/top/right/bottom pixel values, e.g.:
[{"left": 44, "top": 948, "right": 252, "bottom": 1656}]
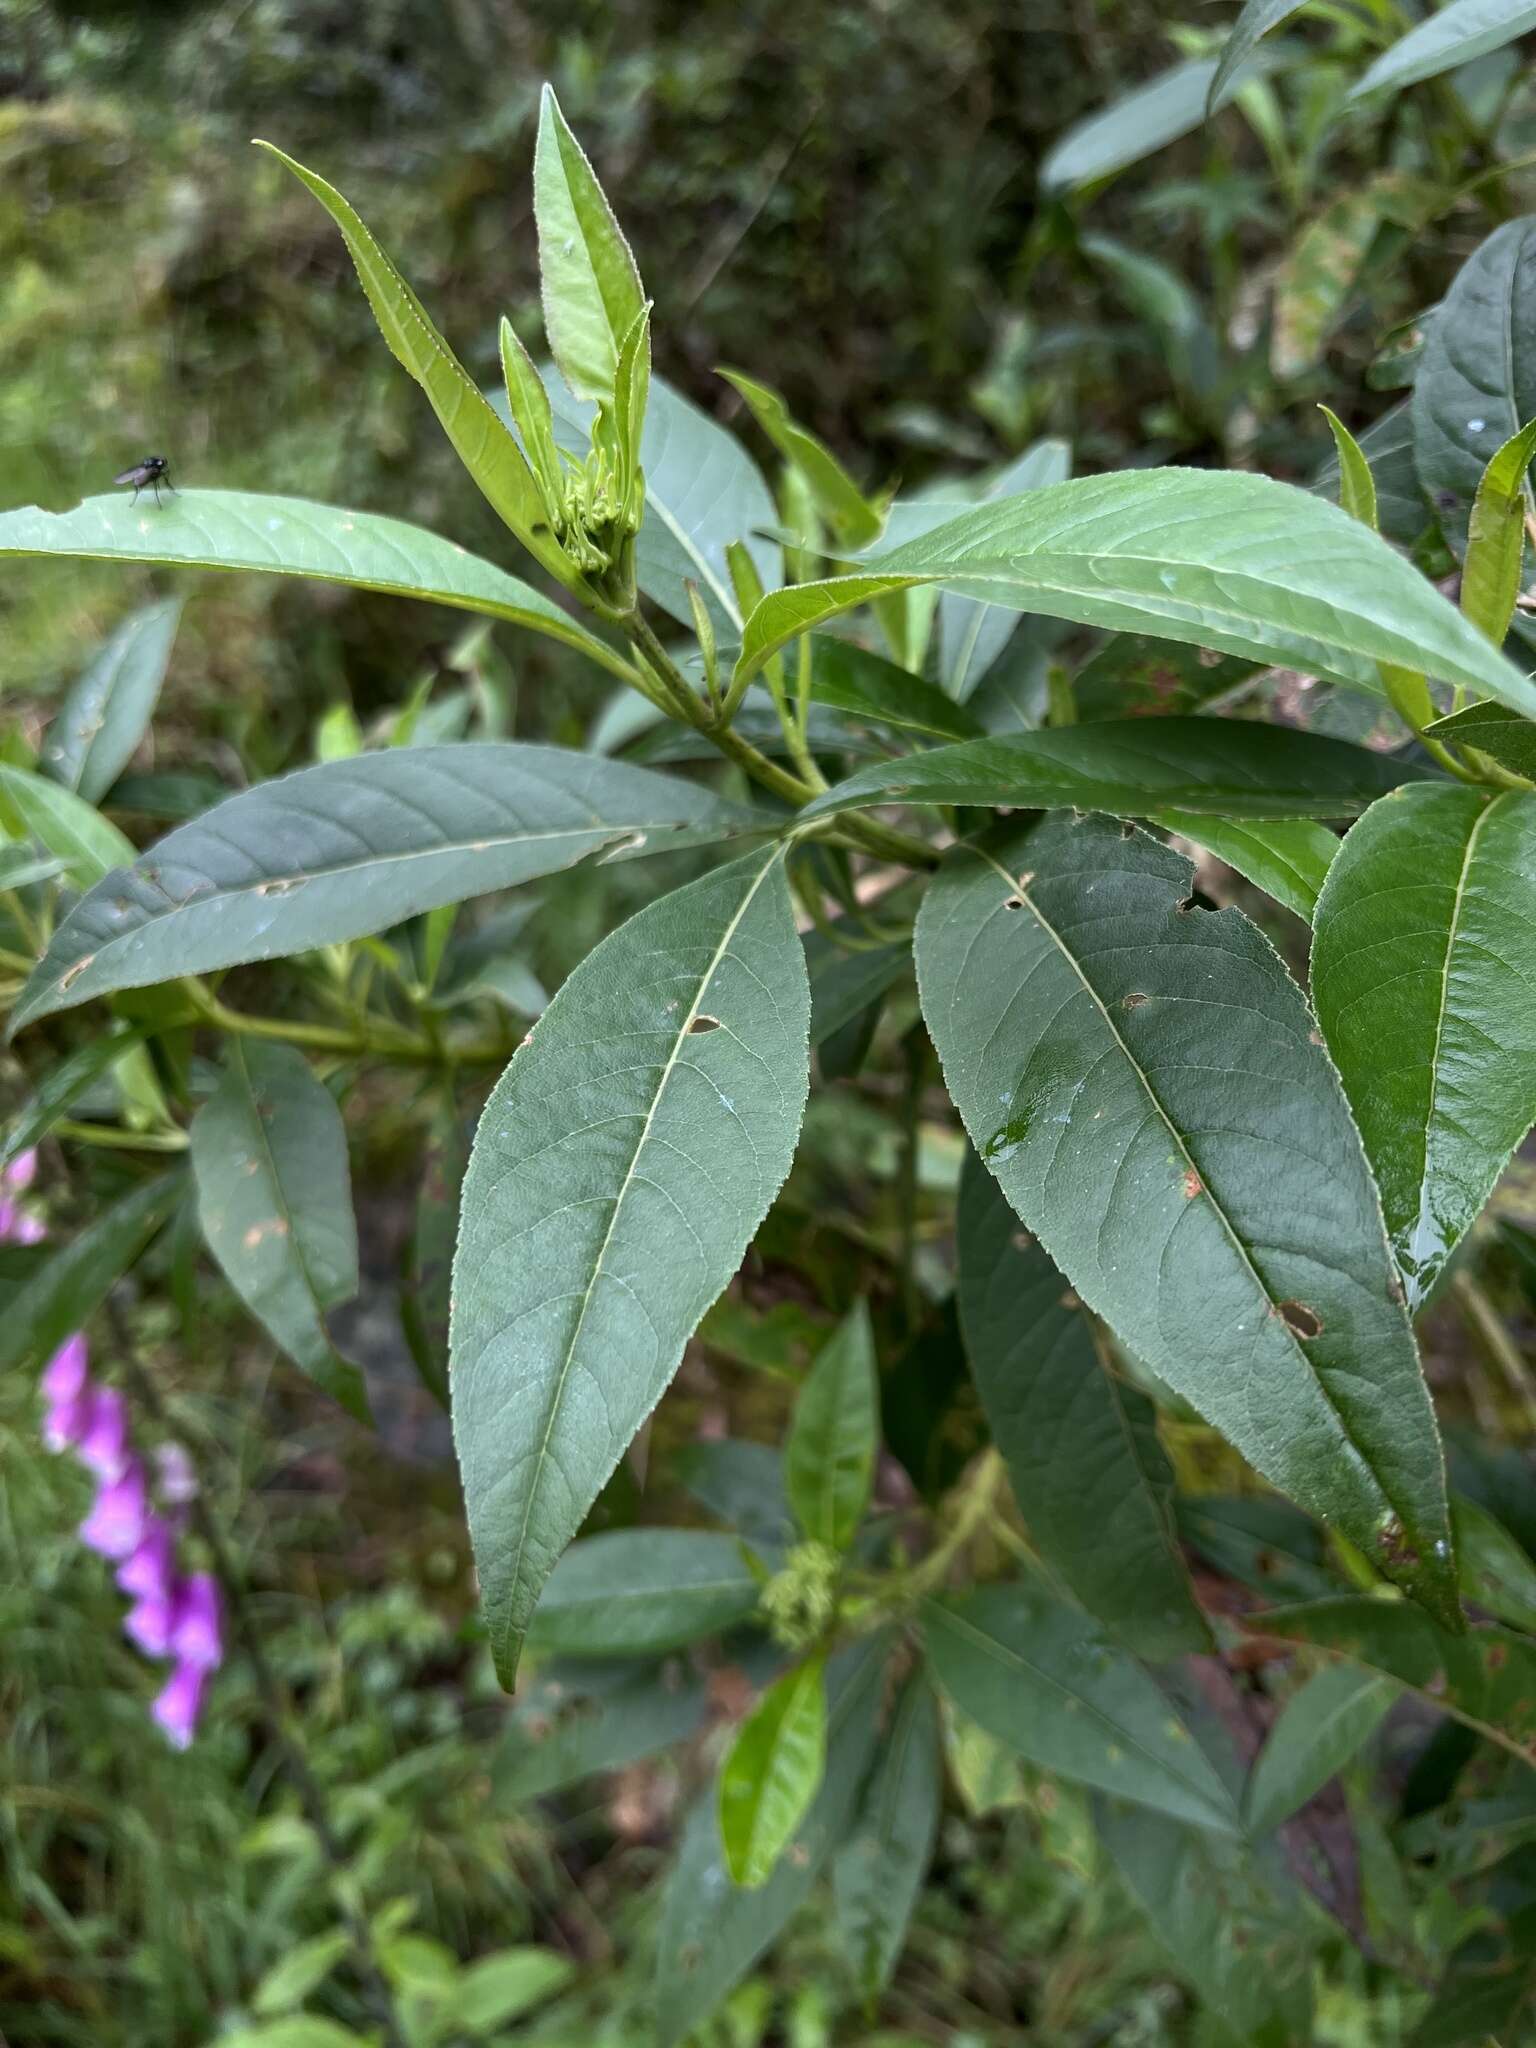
[
  {"left": 1453, "top": 1269, "right": 1536, "bottom": 1435},
  {"left": 51, "top": 1119, "right": 189, "bottom": 1152},
  {"left": 899, "top": 1448, "right": 1008, "bottom": 1605}
]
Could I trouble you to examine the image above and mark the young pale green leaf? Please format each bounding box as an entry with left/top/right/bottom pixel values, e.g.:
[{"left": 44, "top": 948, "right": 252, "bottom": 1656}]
[
  {"left": 718, "top": 369, "right": 882, "bottom": 550},
  {"left": 1452, "top": 1495, "right": 1536, "bottom": 1631},
  {"left": 12, "top": 745, "right": 760, "bottom": 1033},
  {"left": 2, "top": 1029, "right": 146, "bottom": 1169},
  {"left": 800, "top": 636, "right": 982, "bottom": 741},
  {"left": 1318, "top": 406, "right": 1379, "bottom": 530},
  {"left": 1424, "top": 700, "right": 1536, "bottom": 777},
  {"left": 451, "top": 844, "right": 811, "bottom": 1686},
  {"left": 1209, "top": 0, "right": 1310, "bottom": 113},
  {"left": 499, "top": 316, "right": 564, "bottom": 516},
  {"left": 0, "top": 490, "right": 635, "bottom": 679},
  {"left": 916, "top": 815, "right": 1458, "bottom": 1625},
  {"left": 923, "top": 1583, "right": 1240, "bottom": 1832},
  {"left": 191, "top": 1041, "right": 366, "bottom": 1419},
  {"left": 719, "top": 1654, "right": 828, "bottom": 1887},
  {"left": 1315, "top": 396, "right": 1431, "bottom": 548},
  {"left": 494, "top": 1660, "right": 708, "bottom": 1804},
  {"left": 735, "top": 470, "right": 1536, "bottom": 713},
  {"left": 255, "top": 143, "right": 570, "bottom": 582},
  {"left": 525, "top": 1530, "right": 762, "bottom": 1657},
  {"left": 251, "top": 1931, "right": 353, "bottom": 2017},
  {"left": 831, "top": 1674, "right": 942, "bottom": 1996},
  {"left": 0, "top": 763, "right": 134, "bottom": 888},
  {"left": 956, "top": 1155, "right": 1209, "bottom": 1659},
  {"left": 1460, "top": 418, "right": 1536, "bottom": 645},
  {"left": 1256, "top": 1598, "right": 1536, "bottom": 1762},
  {"left": 783, "top": 1300, "right": 879, "bottom": 1552},
  {"left": 1042, "top": 55, "right": 1273, "bottom": 194},
  {"left": 1312, "top": 784, "right": 1536, "bottom": 1311},
  {"left": 449, "top": 1950, "right": 574, "bottom": 2034},
  {"left": 654, "top": 1638, "right": 887, "bottom": 2047},
  {"left": 1413, "top": 216, "right": 1536, "bottom": 557},
  {"left": 0, "top": 1170, "right": 184, "bottom": 1374},
  {"left": 1152, "top": 812, "right": 1338, "bottom": 920},
  {"left": 1243, "top": 1664, "right": 1398, "bottom": 1835},
  {"left": 534, "top": 86, "right": 646, "bottom": 403},
  {"left": 1348, "top": 0, "right": 1536, "bottom": 104},
  {"left": 800, "top": 717, "right": 1424, "bottom": 827},
  {"left": 41, "top": 598, "right": 181, "bottom": 803}
]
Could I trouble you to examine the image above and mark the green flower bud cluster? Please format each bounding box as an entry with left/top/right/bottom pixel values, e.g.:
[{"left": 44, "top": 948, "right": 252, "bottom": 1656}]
[{"left": 758, "top": 1540, "right": 841, "bottom": 1650}]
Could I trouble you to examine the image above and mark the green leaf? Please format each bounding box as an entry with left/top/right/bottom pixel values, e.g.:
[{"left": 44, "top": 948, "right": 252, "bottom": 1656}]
[
  {"left": 1461, "top": 418, "right": 1536, "bottom": 644},
  {"left": 12, "top": 745, "right": 759, "bottom": 1032},
  {"left": 735, "top": 471, "right": 1536, "bottom": 712},
  {"left": 718, "top": 370, "right": 881, "bottom": 549},
  {"left": 1041, "top": 55, "right": 1272, "bottom": 194},
  {"left": 0, "top": 763, "right": 135, "bottom": 888},
  {"left": 956, "top": 1154, "right": 1209, "bottom": 1659},
  {"left": 1, "top": 1029, "right": 145, "bottom": 1168},
  {"left": 654, "top": 1638, "right": 887, "bottom": 2048},
  {"left": 451, "top": 844, "right": 811, "bottom": 1685},
  {"left": 41, "top": 598, "right": 181, "bottom": 804},
  {"left": 1072, "top": 636, "right": 1262, "bottom": 722},
  {"left": 534, "top": 85, "right": 646, "bottom": 403},
  {"left": 719, "top": 1653, "right": 828, "bottom": 1887},
  {"left": 1315, "top": 397, "right": 1431, "bottom": 548},
  {"left": 499, "top": 315, "right": 564, "bottom": 516},
  {"left": 1424, "top": 699, "right": 1536, "bottom": 777},
  {"left": 255, "top": 142, "right": 568, "bottom": 583},
  {"left": 494, "top": 1659, "right": 708, "bottom": 1804},
  {"left": 1177, "top": 1495, "right": 1339, "bottom": 1603},
  {"left": 526, "top": 1530, "right": 762, "bottom": 1657},
  {"left": 1349, "top": 0, "right": 1536, "bottom": 104},
  {"left": 1209, "top": 0, "right": 1310, "bottom": 112},
  {"left": 675, "top": 1438, "right": 796, "bottom": 1551},
  {"left": 1272, "top": 187, "right": 1401, "bottom": 382},
  {"left": 215, "top": 2022, "right": 364, "bottom": 2048},
  {"left": 915, "top": 815, "right": 1458, "bottom": 1624},
  {"left": 1318, "top": 406, "right": 1379, "bottom": 530},
  {"left": 922, "top": 1582, "right": 1240, "bottom": 1832},
  {"left": 1243, "top": 1663, "right": 1398, "bottom": 1835},
  {"left": 1413, "top": 216, "right": 1536, "bottom": 557},
  {"left": 0, "top": 489, "right": 634, "bottom": 678},
  {"left": 783, "top": 1300, "right": 879, "bottom": 1552},
  {"left": 451, "top": 1948, "right": 574, "bottom": 2035},
  {"left": 1410, "top": 1918, "right": 1536, "bottom": 2048},
  {"left": 831, "top": 1673, "right": 941, "bottom": 1996},
  {"left": 1256, "top": 1597, "right": 1536, "bottom": 1763},
  {"left": 800, "top": 636, "right": 982, "bottom": 741},
  {"left": 251, "top": 1931, "right": 353, "bottom": 2017},
  {"left": 190, "top": 1041, "right": 366, "bottom": 1419},
  {"left": 1453, "top": 1495, "right": 1536, "bottom": 1631},
  {"left": 805, "top": 929, "right": 912, "bottom": 1052},
  {"left": 1311, "top": 784, "right": 1536, "bottom": 1310},
  {"left": 1151, "top": 812, "right": 1338, "bottom": 920},
  {"left": 0, "top": 1170, "right": 183, "bottom": 1374},
  {"left": 799, "top": 717, "right": 1424, "bottom": 827}
]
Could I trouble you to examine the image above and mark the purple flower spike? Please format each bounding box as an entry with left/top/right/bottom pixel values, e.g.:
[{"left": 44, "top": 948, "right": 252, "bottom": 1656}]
[
  {"left": 5, "top": 1149, "right": 37, "bottom": 1192},
  {"left": 0, "top": 1203, "right": 46, "bottom": 1245},
  {"left": 116, "top": 1516, "right": 179, "bottom": 1601},
  {"left": 170, "top": 1572, "right": 223, "bottom": 1671},
  {"left": 151, "top": 1660, "right": 208, "bottom": 1750},
  {"left": 124, "top": 1589, "right": 180, "bottom": 1657},
  {"left": 77, "top": 1388, "right": 131, "bottom": 1481},
  {"left": 41, "top": 1333, "right": 89, "bottom": 1405},
  {"left": 42, "top": 1390, "right": 94, "bottom": 1454},
  {"left": 78, "top": 1459, "right": 149, "bottom": 1560}
]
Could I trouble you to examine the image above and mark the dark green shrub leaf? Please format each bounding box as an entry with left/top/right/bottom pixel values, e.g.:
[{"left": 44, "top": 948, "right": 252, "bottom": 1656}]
[
  {"left": 2, "top": 1029, "right": 145, "bottom": 1169},
  {"left": 451, "top": 845, "right": 811, "bottom": 1685},
  {"left": 831, "top": 1672, "right": 942, "bottom": 1996},
  {"left": 799, "top": 636, "right": 982, "bottom": 740},
  {"left": 1312, "top": 784, "right": 1536, "bottom": 1310},
  {"left": 916, "top": 815, "right": 1457, "bottom": 1624},
  {"left": 41, "top": 598, "right": 181, "bottom": 804},
  {"left": 190, "top": 1041, "right": 366, "bottom": 1419},
  {"left": 719, "top": 1653, "right": 828, "bottom": 1887},
  {"left": 1349, "top": 0, "right": 1536, "bottom": 105},
  {"left": 956, "top": 1154, "right": 1209, "bottom": 1659},
  {"left": 1243, "top": 1663, "right": 1398, "bottom": 1835},
  {"left": 784, "top": 1300, "right": 879, "bottom": 1552},
  {"left": 0, "top": 763, "right": 134, "bottom": 888},
  {"left": 1424, "top": 700, "right": 1536, "bottom": 777},
  {"left": 0, "top": 1170, "right": 184, "bottom": 1374},
  {"left": 1041, "top": 56, "right": 1269, "bottom": 194},
  {"left": 534, "top": 86, "right": 646, "bottom": 404},
  {"left": 526, "top": 1530, "right": 762, "bottom": 1658},
  {"left": 1209, "top": 0, "right": 1310, "bottom": 113},
  {"left": 13, "top": 746, "right": 758, "bottom": 1031},
  {"left": 675, "top": 1438, "right": 796, "bottom": 1551},
  {"left": 1152, "top": 812, "right": 1338, "bottom": 919},
  {"left": 1452, "top": 1495, "right": 1536, "bottom": 1631}
]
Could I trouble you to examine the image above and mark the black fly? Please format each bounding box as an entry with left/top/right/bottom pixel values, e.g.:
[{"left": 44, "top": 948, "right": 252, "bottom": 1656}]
[{"left": 114, "top": 455, "right": 175, "bottom": 507}]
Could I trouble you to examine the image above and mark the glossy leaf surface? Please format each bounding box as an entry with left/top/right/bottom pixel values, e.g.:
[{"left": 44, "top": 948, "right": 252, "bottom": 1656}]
[
  {"left": 525, "top": 1530, "right": 762, "bottom": 1657},
  {"left": 13, "top": 745, "right": 758, "bottom": 1031},
  {"left": 1424, "top": 699, "right": 1536, "bottom": 777},
  {"left": 1153, "top": 811, "right": 1338, "bottom": 919},
  {"left": 1312, "top": 784, "right": 1536, "bottom": 1310},
  {"left": 41, "top": 598, "right": 181, "bottom": 803},
  {"left": 533, "top": 86, "right": 646, "bottom": 402},
  {"left": 452, "top": 845, "right": 810, "bottom": 1684},
  {"left": 916, "top": 815, "right": 1457, "bottom": 1621},
  {"left": 784, "top": 1300, "right": 878, "bottom": 1552}
]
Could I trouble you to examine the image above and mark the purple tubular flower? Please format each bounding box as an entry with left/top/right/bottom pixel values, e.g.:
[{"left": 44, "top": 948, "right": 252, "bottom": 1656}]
[
  {"left": 170, "top": 1573, "right": 223, "bottom": 1671},
  {"left": 78, "top": 1458, "right": 150, "bottom": 1560},
  {"left": 151, "top": 1660, "right": 208, "bottom": 1750},
  {"left": 116, "top": 1516, "right": 179, "bottom": 1601},
  {"left": 124, "top": 1589, "right": 180, "bottom": 1657},
  {"left": 41, "top": 1333, "right": 89, "bottom": 1405},
  {"left": 42, "top": 1391, "right": 94, "bottom": 1454},
  {"left": 4, "top": 1149, "right": 37, "bottom": 1192},
  {"left": 153, "top": 1440, "right": 198, "bottom": 1505},
  {"left": 77, "top": 1387, "right": 131, "bottom": 1481}
]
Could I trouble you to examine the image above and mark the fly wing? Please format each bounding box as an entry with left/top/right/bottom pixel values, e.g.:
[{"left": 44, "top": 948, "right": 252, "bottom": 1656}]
[{"left": 114, "top": 465, "right": 147, "bottom": 487}]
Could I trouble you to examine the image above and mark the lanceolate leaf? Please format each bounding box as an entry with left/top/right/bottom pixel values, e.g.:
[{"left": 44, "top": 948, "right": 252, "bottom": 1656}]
[
  {"left": 784, "top": 1300, "right": 879, "bottom": 1552},
  {"left": 41, "top": 598, "right": 182, "bottom": 803},
  {"left": 719, "top": 1654, "right": 828, "bottom": 1887},
  {"left": 1453, "top": 1495, "right": 1536, "bottom": 1631},
  {"left": 525, "top": 1529, "right": 763, "bottom": 1657},
  {"left": 1349, "top": 0, "right": 1536, "bottom": 105},
  {"left": 534, "top": 86, "right": 647, "bottom": 403},
  {"left": 1152, "top": 812, "right": 1338, "bottom": 920},
  {"left": 735, "top": 471, "right": 1536, "bottom": 712},
  {"left": 799, "top": 718, "right": 1424, "bottom": 826},
  {"left": 0, "top": 1170, "right": 184, "bottom": 1375},
  {"left": 12, "top": 746, "right": 760, "bottom": 1032},
  {"left": 0, "top": 763, "right": 135, "bottom": 888},
  {"left": 916, "top": 815, "right": 1458, "bottom": 1623},
  {"left": 1243, "top": 1663, "right": 1399, "bottom": 1835},
  {"left": 832, "top": 1674, "right": 942, "bottom": 1996},
  {"left": 0, "top": 492, "right": 634, "bottom": 679},
  {"left": 190, "top": 1041, "right": 366, "bottom": 1418},
  {"left": 956, "top": 1154, "right": 1210, "bottom": 1660},
  {"left": 923, "top": 1582, "right": 1240, "bottom": 1832},
  {"left": 2, "top": 1029, "right": 146, "bottom": 1169},
  {"left": 1311, "top": 784, "right": 1536, "bottom": 1311},
  {"left": 800, "top": 636, "right": 983, "bottom": 740},
  {"left": 1460, "top": 418, "right": 1536, "bottom": 645},
  {"left": 718, "top": 370, "right": 881, "bottom": 549},
  {"left": 1209, "top": 0, "right": 1310, "bottom": 113},
  {"left": 1424, "top": 700, "right": 1536, "bottom": 777},
  {"left": 451, "top": 845, "right": 811, "bottom": 1685},
  {"left": 1041, "top": 56, "right": 1270, "bottom": 194},
  {"left": 1413, "top": 216, "right": 1536, "bottom": 556}
]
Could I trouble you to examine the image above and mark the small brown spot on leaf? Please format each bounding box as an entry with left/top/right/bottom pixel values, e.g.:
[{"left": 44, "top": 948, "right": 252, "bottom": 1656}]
[
  {"left": 1487, "top": 1642, "right": 1509, "bottom": 1672},
  {"left": 1012, "top": 1229, "right": 1034, "bottom": 1252},
  {"left": 678, "top": 1943, "right": 703, "bottom": 1975},
  {"left": 1175, "top": 893, "right": 1197, "bottom": 914},
  {"left": 255, "top": 877, "right": 302, "bottom": 897},
  {"left": 1309, "top": 1029, "right": 1324, "bottom": 1047},
  {"left": 59, "top": 956, "right": 96, "bottom": 991},
  {"left": 1120, "top": 819, "right": 1136, "bottom": 837},
  {"left": 788, "top": 1842, "right": 811, "bottom": 1868},
  {"left": 688, "top": 1014, "right": 722, "bottom": 1034},
  {"left": 1058, "top": 1288, "right": 1081, "bottom": 1310},
  {"left": 1003, "top": 895, "right": 1024, "bottom": 911},
  {"left": 242, "top": 1218, "right": 290, "bottom": 1250},
  {"left": 1275, "top": 1300, "right": 1323, "bottom": 1339},
  {"left": 1122, "top": 992, "right": 1148, "bottom": 1010},
  {"left": 1183, "top": 1167, "right": 1203, "bottom": 1199},
  {"left": 1016, "top": 871, "right": 1035, "bottom": 888}
]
